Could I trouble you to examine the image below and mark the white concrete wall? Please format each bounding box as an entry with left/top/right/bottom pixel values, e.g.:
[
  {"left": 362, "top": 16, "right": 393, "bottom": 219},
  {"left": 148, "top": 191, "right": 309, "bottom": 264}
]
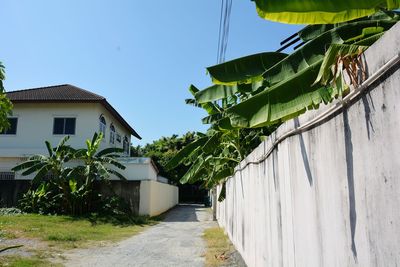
[
  {"left": 113, "top": 158, "right": 158, "bottom": 181},
  {"left": 217, "top": 23, "right": 400, "bottom": 267},
  {"left": 139, "top": 180, "right": 179, "bottom": 216},
  {"left": 0, "top": 102, "right": 131, "bottom": 157}
]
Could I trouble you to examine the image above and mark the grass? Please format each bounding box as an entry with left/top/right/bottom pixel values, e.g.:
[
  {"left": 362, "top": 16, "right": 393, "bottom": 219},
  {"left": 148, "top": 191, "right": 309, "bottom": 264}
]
[
  {"left": 203, "top": 227, "right": 234, "bottom": 267},
  {"left": 0, "top": 214, "right": 158, "bottom": 248},
  {"left": 0, "top": 255, "right": 61, "bottom": 267},
  {"left": 0, "top": 213, "right": 160, "bottom": 266}
]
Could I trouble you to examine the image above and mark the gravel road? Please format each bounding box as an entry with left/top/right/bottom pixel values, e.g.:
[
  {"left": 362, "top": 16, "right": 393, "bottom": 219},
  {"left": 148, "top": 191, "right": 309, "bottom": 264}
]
[{"left": 63, "top": 204, "right": 215, "bottom": 267}]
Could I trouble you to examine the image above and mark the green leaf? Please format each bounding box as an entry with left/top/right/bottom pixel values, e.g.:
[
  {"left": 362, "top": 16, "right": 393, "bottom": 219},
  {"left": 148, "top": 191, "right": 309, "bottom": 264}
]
[
  {"left": 45, "top": 141, "right": 53, "bottom": 157},
  {"left": 263, "top": 19, "right": 397, "bottom": 88},
  {"left": 226, "top": 60, "right": 331, "bottom": 128},
  {"left": 165, "top": 136, "right": 209, "bottom": 170},
  {"left": 202, "top": 132, "right": 223, "bottom": 154},
  {"left": 188, "top": 85, "right": 221, "bottom": 115},
  {"left": 12, "top": 160, "right": 39, "bottom": 172},
  {"left": 206, "top": 52, "right": 287, "bottom": 85},
  {"left": 195, "top": 84, "right": 239, "bottom": 104},
  {"left": 212, "top": 168, "right": 234, "bottom": 183},
  {"left": 253, "top": 0, "right": 399, "bottom": 24},
  {"left": 21, "top": 162, "right": 46, "bottom": 176},
  {"left": 180, "top": 156, "right": 205, "bottom": 184},
  {"left": 69, "top": 178, "right": 77, "bottom": 193}
]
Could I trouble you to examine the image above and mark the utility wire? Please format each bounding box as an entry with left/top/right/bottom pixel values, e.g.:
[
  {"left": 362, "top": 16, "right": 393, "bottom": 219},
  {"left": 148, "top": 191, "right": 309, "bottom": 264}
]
[{"left": 216, "top": 0, "right": 233, "bottom": 64}]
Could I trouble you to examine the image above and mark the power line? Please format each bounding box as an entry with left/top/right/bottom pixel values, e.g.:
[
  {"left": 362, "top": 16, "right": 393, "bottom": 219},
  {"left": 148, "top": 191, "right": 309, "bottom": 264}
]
[{"left": 216, "top": 0, "right": 233, "bottom": 64}]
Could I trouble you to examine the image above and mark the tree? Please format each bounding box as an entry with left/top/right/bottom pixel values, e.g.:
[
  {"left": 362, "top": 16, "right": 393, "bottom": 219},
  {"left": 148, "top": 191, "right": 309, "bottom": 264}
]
[
  {"left": 0, "top": 62, "right": 13, "bottom": 132},
  {"left": 13, "top": 133, "right": 127, "bottom": 215},
  {"left": 12, "top": 136, "right": 76, "bottom": 213},
  {"left": 131, "top": 132, "right": 201, "bottom": 183},
  {"left": 167, "top": 11, "right": 399, "bottom": 198}
]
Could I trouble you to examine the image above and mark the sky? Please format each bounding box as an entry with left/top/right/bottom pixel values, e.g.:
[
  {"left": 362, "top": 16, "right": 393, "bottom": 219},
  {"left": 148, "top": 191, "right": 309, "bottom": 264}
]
[{"left": 1, "top": 1, "right": 301, "bottom": 145}]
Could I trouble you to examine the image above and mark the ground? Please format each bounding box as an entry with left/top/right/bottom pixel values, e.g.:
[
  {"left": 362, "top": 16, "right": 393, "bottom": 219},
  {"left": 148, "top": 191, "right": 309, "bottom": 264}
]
[
  {"left": 62, "top": 204, "right": 214, "bottom": 266},
  {"left": 1, "top": 205, "right": 246, "bottom": 267}
]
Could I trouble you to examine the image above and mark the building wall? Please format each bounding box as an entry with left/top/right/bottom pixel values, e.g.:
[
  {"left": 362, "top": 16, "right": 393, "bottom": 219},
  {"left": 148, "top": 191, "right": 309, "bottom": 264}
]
[
  {"left": 216, "top": 22, "right": 400, "bottom": 267},
  {"left": 0, "top": 102, "right": 131, "bottom": 158},
  {"left": 139, "top": 180, "right": 179, "bottom": 216}
]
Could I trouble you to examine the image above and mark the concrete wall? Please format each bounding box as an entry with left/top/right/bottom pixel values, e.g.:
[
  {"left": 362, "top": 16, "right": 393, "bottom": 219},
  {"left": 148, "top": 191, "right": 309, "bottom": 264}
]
[
  {"left": 139, "top": 180, "right": 179, "bottom": 216},
  {"left": 116, "top": 158, "right": 158, "bottom": 181},
  {"left": 216, "top": 23, "right": 400, "bottom": 267}
]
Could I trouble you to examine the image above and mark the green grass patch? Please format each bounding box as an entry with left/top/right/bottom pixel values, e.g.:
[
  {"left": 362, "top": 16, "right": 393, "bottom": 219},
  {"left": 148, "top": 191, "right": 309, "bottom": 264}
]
[
  {"left": 0, "top": 255, "right": 61, "bottom": 267},
  {"left": 0, "top": 213, "right": 158, "bottom": 249},
  {"left": 203, "top": 227, "right": 233, "bottom": 267}
]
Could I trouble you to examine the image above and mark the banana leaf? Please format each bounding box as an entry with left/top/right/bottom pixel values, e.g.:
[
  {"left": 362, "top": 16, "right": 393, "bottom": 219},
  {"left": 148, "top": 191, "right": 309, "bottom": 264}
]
[
  {"left": 165, "top": 136, "right": 209, "bottom": 170},
  {"left": 252, "top": 0, "right": 399, "bottom": 24},
  {"left": 226, "top": 60, "right": 332, "bottom": 128},
  {"left": 188, "top": 85, "right": 221, "bottom": 115},
  {"left": 298, "top": 11, "right": 399, "bottom": 41},
  {"left": 263, "top": 19, "right": 397, "bottom": 87},
  {"left": 206, "top": 52, "right": 287, "bottom": 85}
]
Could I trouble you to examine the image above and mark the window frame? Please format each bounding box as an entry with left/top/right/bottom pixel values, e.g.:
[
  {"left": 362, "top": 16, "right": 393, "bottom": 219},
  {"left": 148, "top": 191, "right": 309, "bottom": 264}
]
[
  {"left": 53, "top": 117, "right": 76, "bottom": 135},
  {"left": 0, "top": 117, "right": 18, "bottom": 135},
  {"left": 99, "top": 115, "right": 106, "bottom": 138},
  {"left": 110, "top": 124, "right": 116, "bottom": 144},
  {"left": 123, "top": 136, "right": 129, "bottom": 154}
]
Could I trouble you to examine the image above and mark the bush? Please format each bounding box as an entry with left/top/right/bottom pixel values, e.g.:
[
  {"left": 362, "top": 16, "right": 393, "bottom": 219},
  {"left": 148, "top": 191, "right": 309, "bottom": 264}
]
[
  {"left": 0, "top": 207, "right": 23, "bottom": 216},
  {"left": 18, "top": 183, "right": 63, "bottom": 215}
]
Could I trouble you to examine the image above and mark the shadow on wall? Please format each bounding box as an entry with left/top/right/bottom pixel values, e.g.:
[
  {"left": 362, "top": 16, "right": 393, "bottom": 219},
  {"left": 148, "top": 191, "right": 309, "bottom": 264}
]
[
  {"left": 294, "top": 118, "right": 314, "bottom": 186},
  {"left": 343, "top": 108, "right": 358, "bottom": 262}
]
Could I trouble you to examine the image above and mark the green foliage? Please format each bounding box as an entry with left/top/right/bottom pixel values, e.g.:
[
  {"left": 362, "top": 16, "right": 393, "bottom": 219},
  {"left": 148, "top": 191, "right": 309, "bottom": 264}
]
[
  {"left": 0, "top": 62, "right": 13, "bottom": 133},
  {"left": 13, "top": 133, "right": 127, "bottom": 216},
  {"left": 168, "top": 11, "right": 399, "bottom": 196},
  {"left": 252, "top": 0, "right": 399, "bottom": 24},
  {"left": 18, "top": 183, "right": 63, "bottom": 214},
  {"left": 131, "top": 132, "right": 202, "bottom": 183}
]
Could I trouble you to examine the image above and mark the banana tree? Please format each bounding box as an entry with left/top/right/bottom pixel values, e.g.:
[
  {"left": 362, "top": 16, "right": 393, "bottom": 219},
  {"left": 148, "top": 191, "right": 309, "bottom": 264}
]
[
  {"left": 195, "top": 12, "right": 399, "bottom": 128},
  {"left": 12, "top": 136, "right": 76, "bottom": 212},
  {"left": 70, "top": 132, "right": 127, "bottom": 213},
  {"left": 252, "top": 0, "right": 399, "bottom": 24},
  {"left": 166, "top": 127, "right": 268, "bottom": 189},
  {"left": 171, "top": 12, "right": 398, "bottom": 194}
]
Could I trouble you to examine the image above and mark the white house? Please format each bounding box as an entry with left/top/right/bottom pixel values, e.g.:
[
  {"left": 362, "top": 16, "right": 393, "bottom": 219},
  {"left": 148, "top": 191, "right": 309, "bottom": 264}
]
[{"left": 0, "top": 84, "right": 178, "bottom": 215}]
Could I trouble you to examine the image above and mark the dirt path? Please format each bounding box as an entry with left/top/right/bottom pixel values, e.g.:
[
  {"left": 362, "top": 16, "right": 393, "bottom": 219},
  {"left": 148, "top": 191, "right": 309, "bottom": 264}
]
[{"left": 63, "top": 204, "right": 216, "bottom": 267}]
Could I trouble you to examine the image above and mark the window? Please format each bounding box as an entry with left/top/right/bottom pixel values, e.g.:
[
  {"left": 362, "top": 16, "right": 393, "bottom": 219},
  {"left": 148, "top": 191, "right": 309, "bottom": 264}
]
[
  {"left": 53, "top": 118, "right": 76, "bottom": 135},
  {"left": 0, "top": 118, "right": 18, "bottom": 135},
  {"left": 99, "top": 115, "right": 106, "bottom": 137},
  {"left": 116, "top": 133, "right": 121, "bottom": 143},
  {"left": 123, "top": 136, "right": 129, "bottom": 154},
  {"left": 0, "top": 172, "right": 15, "bottom": 180},
  {"left": 110, "top": 124, "right": 115, "bottom": 144}
]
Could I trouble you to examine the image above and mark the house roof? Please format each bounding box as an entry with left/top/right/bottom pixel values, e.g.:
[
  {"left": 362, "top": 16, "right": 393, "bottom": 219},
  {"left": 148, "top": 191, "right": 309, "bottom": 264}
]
[{"left": 6, "top": 84, "right": 142, "bottom": 140}]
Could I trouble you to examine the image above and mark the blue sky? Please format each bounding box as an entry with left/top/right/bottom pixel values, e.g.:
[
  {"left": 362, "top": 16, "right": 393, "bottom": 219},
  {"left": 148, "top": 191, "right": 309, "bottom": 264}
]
[{"left": 1, "top": 1, "right": 301, "bottom": 145}]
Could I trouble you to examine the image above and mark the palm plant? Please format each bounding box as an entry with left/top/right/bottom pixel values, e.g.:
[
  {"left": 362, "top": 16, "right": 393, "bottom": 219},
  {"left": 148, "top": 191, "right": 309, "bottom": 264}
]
[
  {"left": 13, "top": 133, "right": 127, "bottom": 215},
  {"left": 73, "top": 132, "right": 126, "bottom": 213},
  {"left": 12, "top": 136, "right": 75, "bottom": 212}
]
